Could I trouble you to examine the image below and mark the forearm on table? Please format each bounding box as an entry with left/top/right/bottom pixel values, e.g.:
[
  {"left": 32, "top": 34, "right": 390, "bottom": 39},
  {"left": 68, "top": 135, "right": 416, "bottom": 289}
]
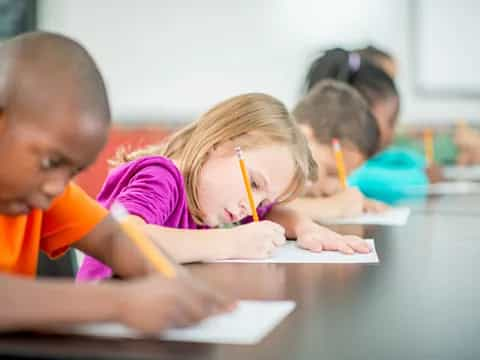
[
  {"left": 75, "top": 216, "right": 150, "bottom": 278},
  {"left": 0, "top": 274, "right": 121, "bottom": 331},
  {"left": 144, "top": 225, "right": 235, "bottom": 263},
  {"left": 287, "top": 197, "right": 342, "bottom": 220}
]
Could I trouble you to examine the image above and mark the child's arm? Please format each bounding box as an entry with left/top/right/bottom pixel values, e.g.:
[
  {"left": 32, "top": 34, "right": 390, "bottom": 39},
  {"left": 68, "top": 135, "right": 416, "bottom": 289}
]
[
  {"left": 140, "top": 216, "right": 287, "bottom": 262},
  {"left": 76, "top": 214, "right": 286, "bottom": 265},
  {"left": 288, "top": 188, "right": 364, "bottom": 220},
  {"left": 75, "top": 214, "right": 222, "bottom": 273},
  {"left": 0, "top": 273, "right": 233, "bottom": 333},
  {"left": 0, "top": 274, "right": 120, "bottom": 331},
  {"left": 264, "top": 204, "right": 371, "bottom": 254},
  {"left": 140, "top": 217, "right": 240, "bottom": 263},
  {"left": 425, "top": 164, "right": 445, "bottom": 183},
  {"left": 75, "top": 215, "right": 153, "bottom": 278},
  {"left": 455, "top": 124, "right": 480, "bottom": 149},
  {"left": 288, "top": 188, "right": 387, "bottom": 221}
]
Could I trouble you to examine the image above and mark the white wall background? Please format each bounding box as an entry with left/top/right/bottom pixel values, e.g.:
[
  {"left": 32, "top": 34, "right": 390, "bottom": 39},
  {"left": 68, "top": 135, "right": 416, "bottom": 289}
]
[
  {"left": 37, "top": 0, "right": 480, "bottom": 125},
  {"left": 416, "top": 0, "right": 480, "bottom": 95}
]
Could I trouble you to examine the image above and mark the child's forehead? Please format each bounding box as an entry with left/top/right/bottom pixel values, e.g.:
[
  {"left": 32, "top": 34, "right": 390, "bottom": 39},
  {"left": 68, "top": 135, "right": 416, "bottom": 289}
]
[
  {"left": 250, "top": 146, "right": 295, "bottom": 177},
  {"left": 10, "top": 83, "right": 80, "bottom": 117},
  {"left": 9, "top": 59, "right": 107, "bottom": 123},
  {"left": 246, "top": 144, "right": 291, "bottom": 160},
  {"left": 14, "top": 126, "right": 105, "bottom": 176},
  {"left": 12, "top": 94, "right": 107, "bottom": 127},
  {"left": 12, "top": 109, "right": 108, "bottom": 154}
]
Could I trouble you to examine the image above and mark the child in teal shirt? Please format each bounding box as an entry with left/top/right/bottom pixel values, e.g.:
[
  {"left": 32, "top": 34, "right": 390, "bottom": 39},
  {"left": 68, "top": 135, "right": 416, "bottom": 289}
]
[{"left": 349, "top": 147, "right": 427, "bottom": 203}]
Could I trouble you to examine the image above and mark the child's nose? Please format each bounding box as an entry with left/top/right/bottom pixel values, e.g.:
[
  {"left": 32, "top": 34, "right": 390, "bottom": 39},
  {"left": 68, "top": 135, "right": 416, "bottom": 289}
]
[{"left": 42, "top": 174, "right": 69, "bottom": 198}]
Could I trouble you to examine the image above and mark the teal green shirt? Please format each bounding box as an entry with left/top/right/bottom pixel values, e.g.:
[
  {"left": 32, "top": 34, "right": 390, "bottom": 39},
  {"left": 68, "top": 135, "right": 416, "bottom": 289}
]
[{"left": 348, "top": 147, "right": 428, "bottom": 204}]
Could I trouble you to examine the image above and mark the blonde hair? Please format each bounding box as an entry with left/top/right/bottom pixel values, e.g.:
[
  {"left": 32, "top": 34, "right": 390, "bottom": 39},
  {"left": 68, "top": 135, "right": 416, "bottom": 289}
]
[{"left": 112, "top": 93, "right": 318, "bottom": 224}]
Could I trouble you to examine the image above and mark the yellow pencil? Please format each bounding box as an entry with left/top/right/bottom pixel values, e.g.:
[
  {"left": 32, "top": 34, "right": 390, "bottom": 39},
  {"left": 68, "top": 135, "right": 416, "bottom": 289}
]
[
  {"left": 424, "top": 128, "right": 434, "bottom": 166},
  {"left": 332, "top": 138, "right": 348, "bottom": 190},
  {"left": 111, "top": 202, "right": 176, "bottom": 278},
  {"left": 235, "top": 147, "right": 259, "bottom": 222}
]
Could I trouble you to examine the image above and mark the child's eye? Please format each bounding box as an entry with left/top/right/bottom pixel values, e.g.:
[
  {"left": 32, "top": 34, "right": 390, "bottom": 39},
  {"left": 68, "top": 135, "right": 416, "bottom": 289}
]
[
  {"left": 258, "top": 200, "right": 269, "bottom": 208},
  {"left": 71, "top": 167, "right": 82, "bottom": 177},
  {"left": 250, "top": 177, "right": 259, "bottom": 190},
  {"left": 40, "top": 157, "right": 62, "bottom": 170}
]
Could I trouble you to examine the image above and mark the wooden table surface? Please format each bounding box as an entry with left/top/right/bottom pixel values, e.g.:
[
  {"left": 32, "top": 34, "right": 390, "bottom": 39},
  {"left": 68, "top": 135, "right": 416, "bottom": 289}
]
[{"left": 1, "top": 195, "right": 479, "bottom": 360}]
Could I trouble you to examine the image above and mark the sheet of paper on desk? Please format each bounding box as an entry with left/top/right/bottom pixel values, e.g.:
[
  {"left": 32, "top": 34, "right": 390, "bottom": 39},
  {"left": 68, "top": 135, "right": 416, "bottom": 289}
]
[
  {"left": 213, "top": 239, "right": 378, "bottom": 264},
  {"left": 71, "top": 301, "right": 295, "bottom": 345},
  {"left": 427, "top": 181, "right": 480, "bottom": 195},
  {"left": 323, "top": 207, "right": 410, "bottom": 226},
  {"left": 443, "top": 165, "right": 480, "bottom": 181},
  {"left": 405, "top": 181, "right": 480, "bottom": 196}
]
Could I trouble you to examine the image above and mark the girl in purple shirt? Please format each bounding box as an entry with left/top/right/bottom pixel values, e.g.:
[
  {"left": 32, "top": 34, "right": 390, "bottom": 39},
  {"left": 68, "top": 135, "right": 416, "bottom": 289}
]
[{"left": 78, "top": 93, "right": 371, "bottom": 281}]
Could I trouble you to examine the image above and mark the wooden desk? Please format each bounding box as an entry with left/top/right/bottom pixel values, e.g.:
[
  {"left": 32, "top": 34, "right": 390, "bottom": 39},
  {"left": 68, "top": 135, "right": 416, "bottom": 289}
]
[{"left": 1, "top": 197, "right": 479, "bottom": 359}]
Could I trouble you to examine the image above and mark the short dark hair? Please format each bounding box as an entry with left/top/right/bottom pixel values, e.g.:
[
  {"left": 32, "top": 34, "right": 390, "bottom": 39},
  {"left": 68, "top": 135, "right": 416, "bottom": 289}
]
[
  {"left": 0, "top": 31, "right": 111, "bottom": 122},
  {"left": 294, "top": 79, "right": 380, "bottom": 157}
]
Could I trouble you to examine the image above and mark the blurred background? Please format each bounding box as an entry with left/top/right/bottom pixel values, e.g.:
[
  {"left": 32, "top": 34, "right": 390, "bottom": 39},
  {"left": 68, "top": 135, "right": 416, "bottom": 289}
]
[
  {"left": 29, "top": 0, "right": 480, "bottom": 125},
  {"left": 1, "top": 0, "right": 479, "bottom": 197},
  {"left": 2, "top": 0, "right": 478, "bottom": 124}
]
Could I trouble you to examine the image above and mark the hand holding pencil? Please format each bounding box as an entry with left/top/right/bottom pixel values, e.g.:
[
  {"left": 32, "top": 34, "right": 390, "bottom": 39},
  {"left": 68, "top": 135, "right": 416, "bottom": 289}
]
[
  {"left": 109, "top": 201, "right": 237, "bottom": 333},
  {"left": 111, "top": 202, "right": 177, "bottom": 278},
  {"left": 231, "top": 146, "right": 286, "bottom": 259}
]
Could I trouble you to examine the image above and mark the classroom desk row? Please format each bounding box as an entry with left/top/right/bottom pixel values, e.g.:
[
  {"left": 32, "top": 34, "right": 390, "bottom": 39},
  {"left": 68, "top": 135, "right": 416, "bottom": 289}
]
[
  {"left": 1, "top": 194, "right": 479, "bottom": 360},
  {"left": 404, "top": 193, "right": 480, "bottom": 216}
]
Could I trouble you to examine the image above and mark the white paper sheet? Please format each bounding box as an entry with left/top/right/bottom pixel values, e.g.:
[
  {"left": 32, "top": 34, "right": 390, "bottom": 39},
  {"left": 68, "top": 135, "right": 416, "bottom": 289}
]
[
  {"left": 322, "top": 207, "right": 411, "bottom": 226},
  {"left": 427, "top": 181, "right": 480, "bottom": 195},
  {"left": 71, "top": 301, "right": 295, "bottom": 345},
  {"left": 404, "top": 181, "right": 480, "bottom": 196},
  {"left": 213, "top": 239, "right": 378, "bottom": 263},
  {"left": 443, "top": 165, "right": 480, "bottom": 181}
]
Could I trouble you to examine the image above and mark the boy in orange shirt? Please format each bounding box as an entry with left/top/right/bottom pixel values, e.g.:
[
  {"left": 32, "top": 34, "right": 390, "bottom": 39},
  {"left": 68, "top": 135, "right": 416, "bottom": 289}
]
[{"left": 0, "top": 32, "right": 233, "bottom": 333}]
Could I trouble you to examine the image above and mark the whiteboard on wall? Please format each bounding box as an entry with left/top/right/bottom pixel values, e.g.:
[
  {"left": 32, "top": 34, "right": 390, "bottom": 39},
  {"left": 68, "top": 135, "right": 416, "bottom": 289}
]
[{"left": 415, "top": 0, "right": 480, "bottom": 97}]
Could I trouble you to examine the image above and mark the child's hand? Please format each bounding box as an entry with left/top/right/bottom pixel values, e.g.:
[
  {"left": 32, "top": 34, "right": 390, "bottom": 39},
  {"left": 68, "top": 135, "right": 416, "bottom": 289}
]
[
  {"left": 454, "top": 125, "right": 480, "bottom": 149},
  {"left": 454, "top": 125, "right": 480, "bottom": 165},
  {"left": 305, "top": 177, "right": 341, "bottom": 197},
  {"left": 116, "top": 274, "right": 236, "bottom": 334},
  {"left": 296, "top": 222, "right": 371, "bottom": 255},
  {"left": 426, "top": 164, "right": 445, "bottom": 183},
  {"left": 363, "top": 198, "right": 389, "bottom": 213},
  {"left": 228, "top": 221, "right": 286, "bottom": 259},
  {"left": 330, "top": 188, "right": 388, "bottom": 216},
  {"left": 456, "top": 149, "right": 480, "bottom": 165},
  {"left": 328, "top": 188, "right": 365, "bottom": 217},
  {"left": 329, "top": 188, "right": 387, "bottom": 217}
]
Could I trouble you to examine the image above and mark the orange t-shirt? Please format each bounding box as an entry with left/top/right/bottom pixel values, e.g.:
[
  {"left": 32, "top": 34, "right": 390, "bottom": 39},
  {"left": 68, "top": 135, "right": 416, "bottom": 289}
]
[{"left": 0, "top": 182, "right": 108, "bottom": 277}]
